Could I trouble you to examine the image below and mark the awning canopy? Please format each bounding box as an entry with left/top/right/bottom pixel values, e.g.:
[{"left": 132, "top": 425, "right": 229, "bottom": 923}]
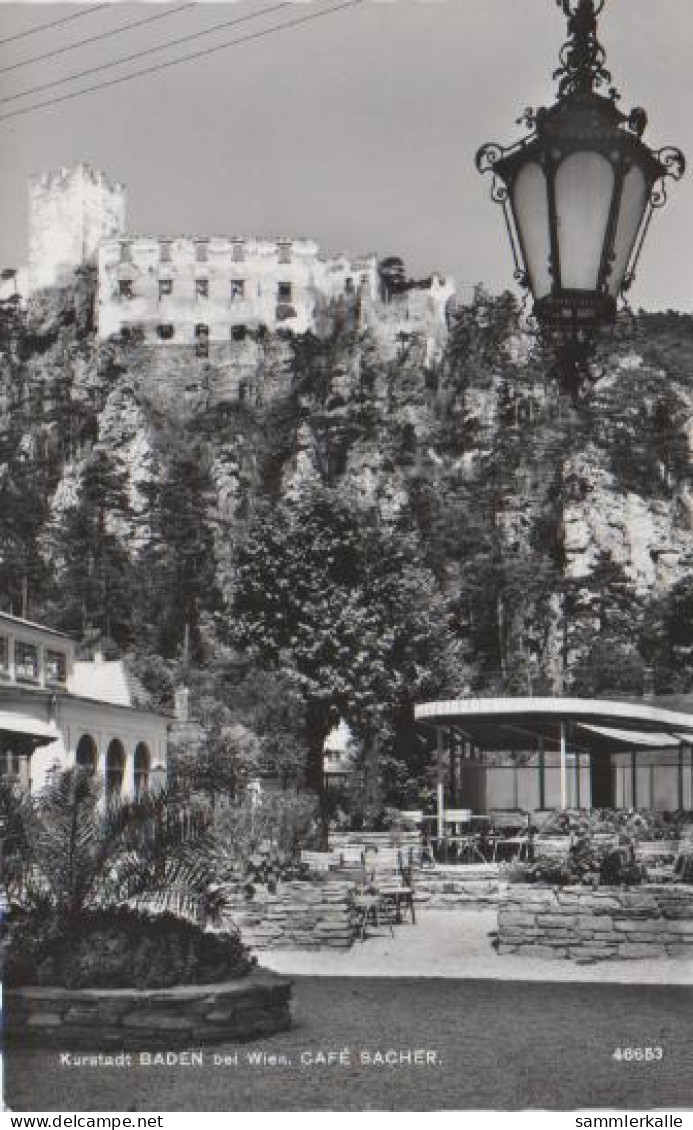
[
  {"left": 414, "top": 697, "right": 693, "bottom": 754},
  {"left": 0, "top": 712, "right": 59, "bottom": 748}
]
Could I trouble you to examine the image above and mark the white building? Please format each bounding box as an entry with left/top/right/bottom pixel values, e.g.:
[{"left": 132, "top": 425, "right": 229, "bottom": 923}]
[{"left": 0, "top": 611, "right": 167, "bottom": 797}]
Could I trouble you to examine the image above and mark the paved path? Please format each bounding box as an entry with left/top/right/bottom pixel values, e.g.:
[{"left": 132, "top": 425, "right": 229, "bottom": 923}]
[{"left": 257, "top": 906, "right": 693, "bottom": 983}]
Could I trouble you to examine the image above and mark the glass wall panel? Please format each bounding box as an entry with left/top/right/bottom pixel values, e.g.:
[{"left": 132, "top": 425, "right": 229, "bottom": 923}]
[
  {"left": 612, "top": 753, "right": 634, "bottom": 809},
  {"left": 683, "top": 749, "right": 692, "bottom": 811},
  {"left": 555, "top": 152, "right": 614, "bottom": 290},
  {"left": 517, "top": 763, "right": 541, "bottom": 812},
  {"left": 653, "top": 766, "right": 679, "bottom": 811},
  {"left": 607, "top": 165, "right": 649, "bottom": 296},
  {"left": 635, "top": 764, "right": 653, "bottom": 809},
  {"left": 542, "top": 751, "right": 583, "bottom": 808},
  {"left": 578, "top": 754, "right": 591, "bottom": 809},
  {"left": 485, "top": 767, "right": 517, "bottom": 810},
  {"left": 511, "top": 162, "right": 552, "bottom": 299}
]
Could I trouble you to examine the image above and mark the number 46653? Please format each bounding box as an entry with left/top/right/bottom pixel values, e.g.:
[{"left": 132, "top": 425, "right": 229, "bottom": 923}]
[{"left": 613, "top": 1047, "right": 663, "bottom": 1062}]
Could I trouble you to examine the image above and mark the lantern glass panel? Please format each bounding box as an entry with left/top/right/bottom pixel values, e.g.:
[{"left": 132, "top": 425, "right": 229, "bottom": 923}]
[
  {"left": 606, "top": 163, "right": 649, "bottom": 297},
  {"left": 512, "top": 161, "right": 553, "bottom": 299},
  {"left": 555, "top": 151, "right": 615, "bottom": 290}
]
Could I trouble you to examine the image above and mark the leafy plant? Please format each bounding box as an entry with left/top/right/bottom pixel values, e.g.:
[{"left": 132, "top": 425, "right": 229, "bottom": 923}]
[{"left": 5, "top": 768, "right": 228, "bottom": 927}]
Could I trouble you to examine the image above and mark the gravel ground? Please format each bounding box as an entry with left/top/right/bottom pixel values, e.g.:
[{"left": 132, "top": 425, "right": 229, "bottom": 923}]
[
  {"left": 260, "top": 907, "right": 693, "bottom": 984},
  {"left": 5, "top": 977, "right": 693, "bottom": 1112}
]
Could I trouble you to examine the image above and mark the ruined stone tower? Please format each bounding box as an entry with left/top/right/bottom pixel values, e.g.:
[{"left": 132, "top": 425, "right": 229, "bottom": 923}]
[{"left": 29, "top": 163, "right": 126, "bottom": 292}]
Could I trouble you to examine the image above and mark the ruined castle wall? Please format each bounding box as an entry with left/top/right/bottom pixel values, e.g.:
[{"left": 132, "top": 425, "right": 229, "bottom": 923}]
[{"left": 97, "top": 235, "right": 378, "bottom": 343}]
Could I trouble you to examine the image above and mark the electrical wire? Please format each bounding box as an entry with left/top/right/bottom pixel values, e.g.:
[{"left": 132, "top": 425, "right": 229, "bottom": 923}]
[
  {"left": 0, "top": 4, "right": 110, "bottom": 49},
  {"left": 0, "top": 0, "right": 365, "bottom": 125},
  {"left": 0, "top": 3, "right": 289, "bottom": 102},
  {"left": 0, "top": 3, "right": 197, "bottom": 77}
]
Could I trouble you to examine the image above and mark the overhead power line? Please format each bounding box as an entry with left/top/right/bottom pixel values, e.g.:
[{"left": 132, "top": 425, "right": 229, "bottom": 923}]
[
  {"left": 0, "top": 2, "right": 289, "bottom": 102},
  {"left": 0, "top": 0, "right": 365, "bottom": 125},
  {"left": 0, "top": 2, "right": 196, "bottom": 77},
  {"left": 0, "top": 4, "right": 110, "bottom": 49}
]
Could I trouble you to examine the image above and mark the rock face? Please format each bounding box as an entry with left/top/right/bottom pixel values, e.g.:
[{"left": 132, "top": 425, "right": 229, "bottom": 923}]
[
  {"left": 4, "top": 271, "right": 693, "bottom": 698},
  {"left": 498, "top": 884, "right": 693, "bottom": 961}
]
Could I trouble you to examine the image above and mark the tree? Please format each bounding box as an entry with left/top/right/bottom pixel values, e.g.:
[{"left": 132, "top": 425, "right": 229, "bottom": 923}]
[
  {"left": 135, "top": 428, "right": 221, "bottom": 660},
  {"left": 169, "top": 697, "right": 259, "bottom": 810},
  {"left": 45, "top": 444, "right": 134, "bottom": 642},
  {"left": 228, "top": 485, "right": 459, "bottom": 829}
]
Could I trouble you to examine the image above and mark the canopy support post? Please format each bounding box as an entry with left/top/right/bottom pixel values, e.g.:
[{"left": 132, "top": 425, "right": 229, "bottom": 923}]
[
  {"left": 436, "top": 727, "right": 445, "bottom": 843},
  {"left": 560, "top": 720, "right": 568, "bottom": 810}
]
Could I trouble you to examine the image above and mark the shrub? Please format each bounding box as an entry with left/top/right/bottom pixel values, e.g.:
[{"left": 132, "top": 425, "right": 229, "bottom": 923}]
[{"left": 3, "top": 906, "right": 252, "bottom": 989}]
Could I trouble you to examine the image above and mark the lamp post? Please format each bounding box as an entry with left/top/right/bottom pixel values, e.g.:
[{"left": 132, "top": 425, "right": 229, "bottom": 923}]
[{"left": 476, "top": 0, "right": 684, "bottom": 383}]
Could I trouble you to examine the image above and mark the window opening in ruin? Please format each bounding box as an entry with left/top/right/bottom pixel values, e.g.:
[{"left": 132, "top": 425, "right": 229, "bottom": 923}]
[
  {"left": 195, "top": 241, "right": 209, "bottom": 263},
  {"left": 15, "top": 641, "right": 39, "bottom": 682},
  {"left": 230, "top": 279, "right": 245, "bottom": 300},
  {"left": 0, "top": 636, "right": 8, "bottom": 676},
  {"left": 157, "top": 324, "right": 175, "bottom": 341},
  {"left": 278, "top": 281, "right": 293, "bottom": 301},
  {"left": 195, "top": 323, "right": 209, "bottom": 358},
  {"left": 119, "top": 279, "right": 133, "bottom": 299},
  {"left": 196, "top": 278, "right": 209, "bottom": 299},
  {"left": 119, "top": 242, "right": 132, "bottom": 263},
  {"left": 159, "top": 278, "right": 173, "bottom": 299},
  {"left": 278, "top": 243, "right": 292, "bottom": 264},
  {"left": 232, "top": 242, "right": 245, "bottom": 262},
  {"left": 231, "top": 324, "right": 247, "bottom": 341},
  {"left": 345, "top": 277, "right": 355, "bottom": 294},
  {"left": 45, "top": 650, "right": 67, "bottom": 685},
  {"left": 160, "top": 242, "right": 172, "bottom": 263}
]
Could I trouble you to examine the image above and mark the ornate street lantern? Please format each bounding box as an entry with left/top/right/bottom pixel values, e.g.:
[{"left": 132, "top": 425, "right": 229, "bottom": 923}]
[{"left": 476, "top": 0, "right": 685, "bottom": 337}]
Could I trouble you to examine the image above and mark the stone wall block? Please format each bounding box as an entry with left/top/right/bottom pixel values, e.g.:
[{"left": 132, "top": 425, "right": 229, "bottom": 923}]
[{"left": 618, "top": 943, "right": 667, "bottom": 959}]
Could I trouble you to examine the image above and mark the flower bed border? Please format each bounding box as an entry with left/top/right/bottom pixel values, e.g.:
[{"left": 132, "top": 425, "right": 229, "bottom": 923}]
[{"left": 4, "top": 968, "right": 293, "bottom": 1048}]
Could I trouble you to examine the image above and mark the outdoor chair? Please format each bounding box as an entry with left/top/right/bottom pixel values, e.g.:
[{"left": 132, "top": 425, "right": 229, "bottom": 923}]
[{"left": 351, "top": 888, "right": 396, "bottom": 942}]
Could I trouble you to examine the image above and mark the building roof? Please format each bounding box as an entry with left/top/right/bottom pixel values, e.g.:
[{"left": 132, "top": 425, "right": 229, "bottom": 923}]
[
  {"left": 72, "top": 660, "right": 142, "bottom": 708},
  {"left": 0, "top": 611, "right": 74, "bottom": 641},
  {"left": 414, "top": 696, "right": 693, "bottom": 754},
  {"left": 0, "top": 710, "right": 59, "bottom": 746}
]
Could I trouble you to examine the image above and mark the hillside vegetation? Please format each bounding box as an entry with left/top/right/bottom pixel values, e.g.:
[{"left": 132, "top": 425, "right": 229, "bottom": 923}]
[{"left": 2, "top": 275, "right": 693, "bottom": 809}]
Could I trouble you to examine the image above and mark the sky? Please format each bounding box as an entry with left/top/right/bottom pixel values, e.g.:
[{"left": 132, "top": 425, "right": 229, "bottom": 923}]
[{"left": 0, "top": 0, "right": 692, "bottom": 311}]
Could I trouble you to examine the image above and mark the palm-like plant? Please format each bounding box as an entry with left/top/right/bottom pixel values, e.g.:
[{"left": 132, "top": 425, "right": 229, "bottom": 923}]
[{"left": 5, "top": 768, "right": 228, "bottom": 926}]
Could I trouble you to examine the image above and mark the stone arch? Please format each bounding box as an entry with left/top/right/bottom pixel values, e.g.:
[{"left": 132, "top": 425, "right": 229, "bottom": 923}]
[
  {"left": 75, "top": 734, "right": 97, "bottom": 776},
  {"left": 133, "top": 742, "right": 151, "bottom": 799},
  {"left": 105, "top": 738, "right": 125, "bottom": 799}
]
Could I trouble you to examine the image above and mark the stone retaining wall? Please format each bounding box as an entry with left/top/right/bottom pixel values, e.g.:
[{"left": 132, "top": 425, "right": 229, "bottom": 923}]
[
  {"left": 5, "top": 969, "right": 292, "bottom": 1048},
  {"left": 413, "top": 867, "right": 501, "bottom": 909},
  {"left": 226, "top": 880, "right": 356, "bottom": 949},
  {"left": 499, "top": 883, "right": 693, "bottom": 960}
]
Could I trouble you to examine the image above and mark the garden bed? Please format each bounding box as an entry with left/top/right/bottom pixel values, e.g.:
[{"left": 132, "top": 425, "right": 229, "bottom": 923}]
[{"left": 4, "top": 968, "right": 293, "bottom": 1048}]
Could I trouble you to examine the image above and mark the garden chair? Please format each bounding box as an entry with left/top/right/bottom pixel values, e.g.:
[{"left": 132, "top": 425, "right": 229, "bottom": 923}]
[{"left": 351, "top": 887, "right": 395, "bottom": 942}]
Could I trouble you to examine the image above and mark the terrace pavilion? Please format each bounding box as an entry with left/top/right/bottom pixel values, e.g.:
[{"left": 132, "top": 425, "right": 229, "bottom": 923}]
[{"left": 414, "top": 696, "right": 693, "bottom": 837}]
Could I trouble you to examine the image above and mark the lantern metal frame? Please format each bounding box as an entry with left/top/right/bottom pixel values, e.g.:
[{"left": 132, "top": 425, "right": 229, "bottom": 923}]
[{"left": 476, "top": 0, "right": 685, "bottom": 336}]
